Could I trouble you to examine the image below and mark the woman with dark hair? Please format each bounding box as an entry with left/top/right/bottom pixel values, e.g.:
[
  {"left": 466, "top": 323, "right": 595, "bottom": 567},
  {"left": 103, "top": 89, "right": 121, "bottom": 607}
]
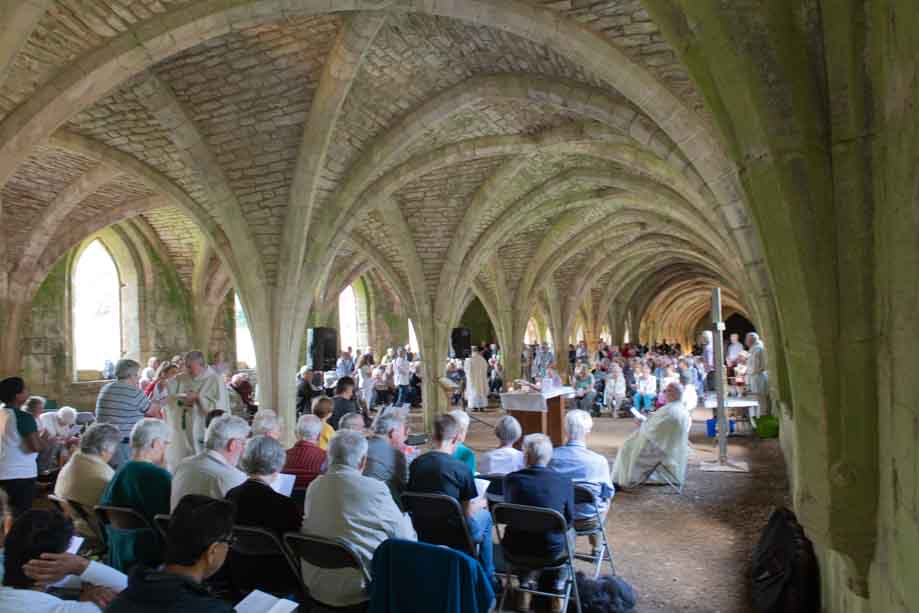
[
  {"left": 329, "top": 376, "right": 360, "bottom": 430},
  {"left": 0, "top": 508, "right": 127, "bottom": 610},
  {"left": 0, "top": 378, "right": 47, "bottom": 518}
]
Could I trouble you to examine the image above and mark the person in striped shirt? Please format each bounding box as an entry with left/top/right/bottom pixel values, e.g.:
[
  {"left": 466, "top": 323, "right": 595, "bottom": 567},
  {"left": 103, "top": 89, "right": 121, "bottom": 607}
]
[{"left": 95, "top": 360, "right": 158, "bottom": 468}]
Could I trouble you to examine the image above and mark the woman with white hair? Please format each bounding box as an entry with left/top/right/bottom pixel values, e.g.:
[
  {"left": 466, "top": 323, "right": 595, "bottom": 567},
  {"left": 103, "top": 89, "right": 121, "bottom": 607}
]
[
  {"left": 54, "top": 422, "right": 120, "bottom": 539},
  {"left": 479, "top": 415, "right": 524, "bottom": 475},
  {"left": 225, "top": 435, "right": 303, "bottom": 596},
  {"left": 448, "top": 410, "right": 476, "bottom": 473},
  {"left": 99, "top": 418, "right": 172, "bottom": 571},
  {"left": 604, "top": 364, "right": 627, "bottom": 416},
  {"left": 34, "top": 400, "right": 78, "bottom": 472}
]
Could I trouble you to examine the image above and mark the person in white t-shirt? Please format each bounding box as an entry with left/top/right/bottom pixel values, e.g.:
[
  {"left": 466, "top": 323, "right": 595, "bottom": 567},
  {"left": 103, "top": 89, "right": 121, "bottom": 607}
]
[
  {"left": 0, "top": 378, "right": 47, "bottom": 517},
  {"left": 0, "top": 507, "right": 127, "bottom": 611},
  {"left": 479, "top": 416, "right": 525, "bottom": 476}
]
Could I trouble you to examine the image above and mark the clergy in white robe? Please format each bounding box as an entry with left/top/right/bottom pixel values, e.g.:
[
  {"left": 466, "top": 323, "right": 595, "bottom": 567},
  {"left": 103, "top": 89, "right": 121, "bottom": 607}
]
[
  {"left": 165, "top": 351, "right": 227, "bottom": 472},
  {"left": 612, "top": 382, "right": 691, "bottom": 488},
  {"left": 464, "top": 347, "right": 489, "bottom": 411},
  {"left": 745, "top": 332, "right": 768, "bottom": 411}
]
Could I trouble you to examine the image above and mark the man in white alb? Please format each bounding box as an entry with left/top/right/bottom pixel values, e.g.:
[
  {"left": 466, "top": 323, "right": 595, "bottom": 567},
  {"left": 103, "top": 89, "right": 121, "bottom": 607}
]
[
  {"left": 464, "top": 346, "right": 489, "bottom": 412},
  {"left": 165, "top": 351, "right": 227, "bottom": 471}
]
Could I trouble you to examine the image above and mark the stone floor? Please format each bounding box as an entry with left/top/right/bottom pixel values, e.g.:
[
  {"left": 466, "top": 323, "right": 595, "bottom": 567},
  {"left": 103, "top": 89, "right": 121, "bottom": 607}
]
[{"left": 456, "top": 405, "right": 790, "bottom": 613}]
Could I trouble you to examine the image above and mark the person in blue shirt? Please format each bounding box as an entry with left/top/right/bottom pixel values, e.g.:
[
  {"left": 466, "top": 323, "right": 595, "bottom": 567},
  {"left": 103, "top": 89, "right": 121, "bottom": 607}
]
[{"left": 548, "top": 410, "right": 614, "bottom": 556}]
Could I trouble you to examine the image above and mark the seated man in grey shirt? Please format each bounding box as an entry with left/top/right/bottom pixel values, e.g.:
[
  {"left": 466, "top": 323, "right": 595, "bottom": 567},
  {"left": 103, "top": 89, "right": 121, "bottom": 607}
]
[{"left": 363, "top": 414, "right": 409, "bottom": 507}]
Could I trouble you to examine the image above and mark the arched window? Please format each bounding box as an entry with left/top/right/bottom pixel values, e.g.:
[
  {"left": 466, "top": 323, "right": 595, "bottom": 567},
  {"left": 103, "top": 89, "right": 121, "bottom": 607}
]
[
  {"left": 575, "top": 324, "right": 585, "bottom": 343},
  {"left": 524, "top": 318, "right": 540, "bottom": 344},
  {"left": 73, "top": 240, "right": 121, "bottom": 373},
  {"left": 339, "top": 285, "right": 359, "bottom": 352},
  {"left": 235, "top": 293, "right": 256, "bottom": 368},
  {"left": 407, "top": 318, "right": 420, "bottom": 355}
]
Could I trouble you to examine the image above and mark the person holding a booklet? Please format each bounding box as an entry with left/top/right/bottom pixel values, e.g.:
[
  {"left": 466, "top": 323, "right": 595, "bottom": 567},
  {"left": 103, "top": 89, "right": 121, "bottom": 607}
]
[
  {"left": 407, "top": 414, "right": 496, "bottom": 584},
  {"left": 612, "top": 382, "right": 692, "bottom": 489},
  {"left": 225, "top": 436, "right": 303, "bottom": 598}
]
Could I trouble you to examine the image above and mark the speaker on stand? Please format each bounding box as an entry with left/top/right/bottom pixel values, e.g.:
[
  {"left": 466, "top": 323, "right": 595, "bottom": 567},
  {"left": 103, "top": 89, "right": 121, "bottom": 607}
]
[
  {"left": 451, "top": 327, "right": 472, "bottom": 359},
  {"left": 306, "top": 327, "right": 339, "bottom": 373}
]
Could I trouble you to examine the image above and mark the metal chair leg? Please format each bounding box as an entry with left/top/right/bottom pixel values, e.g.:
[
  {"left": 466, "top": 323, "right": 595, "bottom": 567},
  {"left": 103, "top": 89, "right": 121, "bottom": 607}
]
[
  {"left": 498, "top": 577, "right": 510, "bottom": 612},
  {"left": 569, "top": 559, "right": 582, "bottom": 613}
]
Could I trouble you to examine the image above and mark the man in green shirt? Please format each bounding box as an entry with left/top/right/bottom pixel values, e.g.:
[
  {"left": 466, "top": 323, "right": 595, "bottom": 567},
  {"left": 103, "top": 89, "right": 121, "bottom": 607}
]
[{"left": 100, "top": 418, "right": 172, "bottom": 572}]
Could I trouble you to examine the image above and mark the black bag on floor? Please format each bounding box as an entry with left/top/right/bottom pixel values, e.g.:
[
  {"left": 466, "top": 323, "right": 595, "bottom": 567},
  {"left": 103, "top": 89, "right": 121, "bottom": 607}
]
[
  {"left": 751, "top": 507, "right": 820, "bottom": 613},
  {"left": 570, "top": 572, "right": 636, "bottom": 613}
]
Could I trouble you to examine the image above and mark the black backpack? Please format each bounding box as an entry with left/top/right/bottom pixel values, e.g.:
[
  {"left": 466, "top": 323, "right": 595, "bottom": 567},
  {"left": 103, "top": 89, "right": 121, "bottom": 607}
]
[{"left": 751, "top": 507, "right": 820, "bottom": 612}]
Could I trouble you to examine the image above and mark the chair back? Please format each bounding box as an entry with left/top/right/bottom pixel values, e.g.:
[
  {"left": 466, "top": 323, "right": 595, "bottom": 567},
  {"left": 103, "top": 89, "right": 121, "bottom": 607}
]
[
  {"left": 493, "top": 502, "right": 567, "bottom": 534},
  {"left": 230, "top": 525, "right": 304, "bottom": 595},
  {"left": 401, "top": 492, "right": 476, "bottom": 557},
  {"left": 67, "top": 498, "right": 108, "bottom": 545},
  {"left": 95, "top": 505, "right": 155, "bottom": 532},
  {"left": 47, "top": 493, "right": 66, "bottom": 514},
  {"left": 284, "top": 532, "right": 371, "bottom": 584},
  {"left": 153, "top": 514, "right": 171, "bottom": 540},
  {"left": 492, "top": 503, "right": 571, "bottom": 569},
  {"left": 476, "top": 473, "right": 506, "bottom": 498},
  {"left": 573, "top": 482, "right": 604, "bottom": 515}
]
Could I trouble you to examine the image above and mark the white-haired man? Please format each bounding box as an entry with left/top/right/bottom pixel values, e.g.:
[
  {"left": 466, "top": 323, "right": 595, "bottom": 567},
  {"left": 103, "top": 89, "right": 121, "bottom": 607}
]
[
  {"left": 100, "top": 418, "right": 173, "bottom": 571},
  {"left": 301, "top": 430, "right": 416, "bottom": 608},
  {"left": 612, "top": 382, "right": 692, "bottom": 489},
  {"left": 165, "top": 350, "right": 227, "bottom": 468},
  {"left": 283, "top": 414, "right": 327, "bottom": 491},
  {"left": 505, "top": 433, "right": 575, "bottom": 612},
  {"left": 548, "top": 409, "right": 614, "bottom": 554},
  {"left": 251, "top": 409, "right": 281, "bottom": 439},
  {"left": 364, "top": 414, "right": 409, "bottom": 505},
  {"left": 464, "top": 346, "right": 489, "bottom": 412},
  {"left": 170, "top": 415, "right": 248, "bottom": 511},
  {"left": 96, "top": 359, "right": 158, "bottom": 468}
]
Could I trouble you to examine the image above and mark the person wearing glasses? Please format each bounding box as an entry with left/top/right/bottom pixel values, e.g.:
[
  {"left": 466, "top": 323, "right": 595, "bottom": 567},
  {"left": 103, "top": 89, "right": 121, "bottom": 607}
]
[
  {"left": 170, "top": 416, "right": 248, "bottom": 512},
  {"left": 106, "top": 494, "right": 237, "bottom": 612}
]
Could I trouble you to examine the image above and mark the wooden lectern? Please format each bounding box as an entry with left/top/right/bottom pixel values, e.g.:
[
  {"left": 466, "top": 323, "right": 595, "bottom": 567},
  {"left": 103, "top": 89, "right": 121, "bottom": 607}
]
[{"left": 500, "top": 387, "right": 573, "bottom": 447}]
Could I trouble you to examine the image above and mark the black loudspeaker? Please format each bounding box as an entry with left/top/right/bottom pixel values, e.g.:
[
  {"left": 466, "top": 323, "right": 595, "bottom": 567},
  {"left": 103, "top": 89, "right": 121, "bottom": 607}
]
[
  {"left": 451, "top": 327, "right": 472, "bottom": 359},
  {"left": 306, "top": 327, "right": 338, "bottom": 372}
]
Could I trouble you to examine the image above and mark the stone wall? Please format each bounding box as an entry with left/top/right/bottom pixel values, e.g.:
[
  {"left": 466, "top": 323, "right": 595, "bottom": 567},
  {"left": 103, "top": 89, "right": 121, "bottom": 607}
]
[{"left": 19, "top": 229, "right": 197, "bottom": 411}]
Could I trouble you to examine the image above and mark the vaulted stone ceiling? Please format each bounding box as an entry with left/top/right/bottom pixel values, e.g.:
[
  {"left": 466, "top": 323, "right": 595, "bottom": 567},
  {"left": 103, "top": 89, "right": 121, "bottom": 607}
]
[{"left": 0, "top": 1, "right": 772, "bottom": 416}]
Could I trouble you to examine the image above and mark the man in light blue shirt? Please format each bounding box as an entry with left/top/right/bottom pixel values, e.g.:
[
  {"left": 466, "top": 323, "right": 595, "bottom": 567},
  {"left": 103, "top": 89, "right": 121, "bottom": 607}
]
[
  {"left": 548, "top": 409, "right": 614, "bottom": 552},
  {"left": 336, "top": 351, "right": 355, "bottom": 379}
]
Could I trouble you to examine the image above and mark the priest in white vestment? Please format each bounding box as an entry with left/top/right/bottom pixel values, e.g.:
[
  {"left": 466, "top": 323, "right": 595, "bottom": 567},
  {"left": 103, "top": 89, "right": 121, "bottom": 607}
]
[
  {"left": 612, "top": 382, "right": 691, "bottom": 488},
  {"left": 464, "top": 346, "right": 489, "bottom": 412},
  {"left": 165, "top": 350, "right": 228, "bottom": 471},
  {"left": 745, "top": 332, "right": 768, "bottom": 412}
]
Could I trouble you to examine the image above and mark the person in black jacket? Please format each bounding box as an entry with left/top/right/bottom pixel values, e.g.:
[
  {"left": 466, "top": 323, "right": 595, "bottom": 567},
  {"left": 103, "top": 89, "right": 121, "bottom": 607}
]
[
  {"left": 503, "top": 433, "right": 575, "bottom": 613},
  {"left": 225, "top": 435, "right": 303, "bottom": 597},
  {"left": 295, "top": 367, "right": 315, "bottom": 416},
  {"left": 106, "top": 494, "right": 236, "bottom": 612}
]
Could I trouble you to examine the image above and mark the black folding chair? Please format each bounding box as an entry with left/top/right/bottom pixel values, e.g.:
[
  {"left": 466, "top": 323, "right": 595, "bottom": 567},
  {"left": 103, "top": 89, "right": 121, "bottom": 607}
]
[
  {"left": 475, "top": 473, "right": 507, "bottom": 509},
  {"left": 573, "top": 483, "right": 616, "bottom": 577},
  {"left": 492, "top": 503, "right": 582, "bottom": 613},
  {"left": 229, "top": 525, "right": 305, "bottom": 598},
  {"left": 153, "top": 514, "right": 171, "bottom": 541},
  {"left": 66, "top": 498, "right": 108, "bottom": 553},
  {"left": 400, "top": 492, "right": 477, "bottom": 557},
  {"left": 95, "top": 505, "right": 156, "bottom": 533},
  {"left": 284, "top": 532, "right": 371, "bottom": 610},
  {"left": 47, "top": 493, "right": 66, "bottom": 514}
]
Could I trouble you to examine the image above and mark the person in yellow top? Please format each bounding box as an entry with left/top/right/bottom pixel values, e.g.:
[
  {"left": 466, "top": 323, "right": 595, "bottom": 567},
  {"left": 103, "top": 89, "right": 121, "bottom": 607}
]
[{"left": 312, "top": 396, "right": 336, "bottom": 450}]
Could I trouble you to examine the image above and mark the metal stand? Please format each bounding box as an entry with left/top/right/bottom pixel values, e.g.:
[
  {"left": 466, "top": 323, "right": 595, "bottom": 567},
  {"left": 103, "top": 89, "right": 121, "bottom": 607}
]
[{"left": 700, "top": 288, "right": 749, "bottom": 474}]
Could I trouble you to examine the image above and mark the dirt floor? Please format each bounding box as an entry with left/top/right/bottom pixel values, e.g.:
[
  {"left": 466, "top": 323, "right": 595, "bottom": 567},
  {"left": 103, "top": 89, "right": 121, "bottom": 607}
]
[{"left": 458, "top": 405, "right": 790, "bottom": 613}]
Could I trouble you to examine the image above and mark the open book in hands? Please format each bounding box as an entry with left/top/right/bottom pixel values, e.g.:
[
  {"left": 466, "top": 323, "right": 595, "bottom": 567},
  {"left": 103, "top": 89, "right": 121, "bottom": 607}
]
[
  {"left": 630, "top": 407, "right": 647, "bottom": 422},
  {"left": 235, "top": 590, "right": 298, "bottom": 613}
]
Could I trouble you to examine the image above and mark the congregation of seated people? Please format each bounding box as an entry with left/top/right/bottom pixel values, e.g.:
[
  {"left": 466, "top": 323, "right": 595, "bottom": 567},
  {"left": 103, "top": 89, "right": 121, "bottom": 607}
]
[{"left": 0, "top": 343, "right": 656, "bottom": 612}]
